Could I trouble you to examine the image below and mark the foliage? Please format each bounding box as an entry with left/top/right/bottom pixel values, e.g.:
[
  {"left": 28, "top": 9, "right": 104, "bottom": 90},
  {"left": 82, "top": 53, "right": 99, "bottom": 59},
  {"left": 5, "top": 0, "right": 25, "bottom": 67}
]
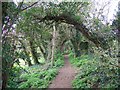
[
  {"left": 7, "top": 66, "right": 22, "bottom": 88},
  {"left": 112, "top": 2, "right": 120, "bottom": 29},
  {"left": 54, "top": 58, "right": 64, "bottom": 68},
  {"left": 2, "top": 2, "right": 17, "bottom": 25},
  {"left": 69, "top": 54, "right": 119, "bottom": 88},
  {"left": 7, "top": 53, "right": 64, "bottom": 88},
  {"left": 18, "top": 68, "right": 58, "bottom": 88},
  {"left": 54, "top": 52, "right": 64, "bottom": 68},
  {"left": 2, "top": 1, "right": 119, "bottom": 89},
  {"left": 70, "top": 55, "right": 90, "bottom": 67}
]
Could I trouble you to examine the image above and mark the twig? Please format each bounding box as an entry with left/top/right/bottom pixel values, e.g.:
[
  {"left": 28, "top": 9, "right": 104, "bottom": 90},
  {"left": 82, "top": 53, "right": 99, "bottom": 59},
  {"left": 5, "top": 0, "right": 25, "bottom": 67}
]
[{"left": 21, "top": 1, "right": 39, "bottom": 11}]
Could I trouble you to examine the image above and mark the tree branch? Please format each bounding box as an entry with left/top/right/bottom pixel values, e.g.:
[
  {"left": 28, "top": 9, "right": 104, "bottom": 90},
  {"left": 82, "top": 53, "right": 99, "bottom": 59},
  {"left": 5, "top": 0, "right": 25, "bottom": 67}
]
[
  {"left": 21, "top": 1, "right": 39, "bottom": 11},
  {"left": 33, "top": 14, "right": 109, "bottom": 49}
]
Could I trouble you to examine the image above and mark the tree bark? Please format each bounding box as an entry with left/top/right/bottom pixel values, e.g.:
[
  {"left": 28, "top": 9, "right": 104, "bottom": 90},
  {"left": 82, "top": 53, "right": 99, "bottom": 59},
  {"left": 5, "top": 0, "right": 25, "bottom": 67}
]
[
  {"left": 2, "top": 60, "right": 8, "bottom": 89},
  {"left": 39, "top": 45, "right": 47, "bottom": 60},
  {"left": 19, "top": 40, "right": 32, "bottom": 66},
  {"left": 2, "top": 38, "right": 15, "bottom": 89},
  {"left": 29, "top": 40, "right": 39, "bottom": 64},
  {"left": 2, "top": 72, "right": 8, "bottom": 89},
  {"left": 51, "top": 24, "right": 56, "bottom": 66},
  {"left": 59, "top": 39, "right": 67, "bottom": 52}
]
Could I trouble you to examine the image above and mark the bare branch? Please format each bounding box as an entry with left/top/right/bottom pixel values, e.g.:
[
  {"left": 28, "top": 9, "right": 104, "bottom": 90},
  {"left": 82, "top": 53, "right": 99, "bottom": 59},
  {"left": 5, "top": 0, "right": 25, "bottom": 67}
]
[{"left": 21, "top": 1, "right": 39, "bottom": 11}]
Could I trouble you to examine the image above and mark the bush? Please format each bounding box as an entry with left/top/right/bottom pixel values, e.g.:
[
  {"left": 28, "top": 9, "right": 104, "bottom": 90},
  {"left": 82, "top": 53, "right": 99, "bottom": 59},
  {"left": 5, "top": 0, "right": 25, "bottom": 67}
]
[
  {"left": 18, "top": 53, "right": 64, "bottom": 88},
  {"left": 54, "top": 58, "right": 64, "bottom": 68},
  {"left": 18, "top": 68, "right": 58, "bottom": 88},
  {"left": 70, "top": 55, "right": 119, "bottom": 88},
  {"left": 7, "top": 66, "right": 22, "bottom": 88}
]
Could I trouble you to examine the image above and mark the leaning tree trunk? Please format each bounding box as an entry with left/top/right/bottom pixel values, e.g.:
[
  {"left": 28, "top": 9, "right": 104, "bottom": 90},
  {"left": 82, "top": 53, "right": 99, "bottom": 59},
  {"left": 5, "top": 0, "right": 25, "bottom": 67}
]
[
  {"left": 24, "top": 50, "right": 32, "bottom": 66},
  {"left": 29, "top": 40, "right": 39, "bottom": 64},
  {"left": 39, "top": 45, "right": 47, "bottom": 61},
  {"left": 19, "top": 40, "right": 32, "bottom": 66}
]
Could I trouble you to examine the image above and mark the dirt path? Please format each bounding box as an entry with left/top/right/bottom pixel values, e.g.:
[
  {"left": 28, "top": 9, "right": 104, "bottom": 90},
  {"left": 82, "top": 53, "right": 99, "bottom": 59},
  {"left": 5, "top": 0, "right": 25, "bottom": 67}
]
[{"left": 48, "top": 55, "right": 77, "bottom": 89}]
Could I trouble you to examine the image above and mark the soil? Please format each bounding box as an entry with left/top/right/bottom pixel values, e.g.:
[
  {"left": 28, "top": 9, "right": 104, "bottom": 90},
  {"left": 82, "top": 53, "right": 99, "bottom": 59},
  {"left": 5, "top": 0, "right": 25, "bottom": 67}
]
[{"left": 48, "top": 55, "right": 77, "bottom": 89}]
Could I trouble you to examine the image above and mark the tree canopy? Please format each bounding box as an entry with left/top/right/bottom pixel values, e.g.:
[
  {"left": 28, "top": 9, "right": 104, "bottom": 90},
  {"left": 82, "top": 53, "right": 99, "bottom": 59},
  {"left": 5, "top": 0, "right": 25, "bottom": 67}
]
[{"left": 1, "top": 1, "right": 120, "bottom": 89}]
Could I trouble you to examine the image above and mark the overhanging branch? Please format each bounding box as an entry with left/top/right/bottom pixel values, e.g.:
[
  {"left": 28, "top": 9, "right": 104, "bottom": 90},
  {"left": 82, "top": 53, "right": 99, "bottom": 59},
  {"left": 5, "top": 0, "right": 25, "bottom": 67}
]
[{"left": 33, "top": 14, "right": 109, "bottom": 49}]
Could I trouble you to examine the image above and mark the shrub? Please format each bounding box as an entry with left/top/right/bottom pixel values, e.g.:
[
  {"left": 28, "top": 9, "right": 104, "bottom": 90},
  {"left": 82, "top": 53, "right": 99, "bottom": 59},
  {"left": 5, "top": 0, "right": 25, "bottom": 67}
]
[
  {"left": 18, "top": 68, "right": 58, "bottom": 88},
  {"left": 70, "top": 55, "right": 119, "bottom": 88}
]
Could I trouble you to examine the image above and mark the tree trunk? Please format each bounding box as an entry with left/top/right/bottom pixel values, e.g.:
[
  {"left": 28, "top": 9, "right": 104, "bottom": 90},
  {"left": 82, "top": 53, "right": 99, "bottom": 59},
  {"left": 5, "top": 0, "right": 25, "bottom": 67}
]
[
  {"left": 60, "top": 39, "right": 67, "bottom": 53},
  {"left": 118, "top": 29, "right": 120, "bottom": 81},
  {"left": 39, "top": 45, "right": 47, "bottom": 60},
  {"left": 29, "top": 40, "right": 39, "bottom": 64},
  {"left": 19, "top": 39, "right": 32, "bottom": 66},
  {"left": 51, "top": 24, "right": 56, "bottom": 66},
  {"left": 27, "top": 60, "right": 32, "bottom": 66},
  {"left": 71, "top": 39, "right": 81, "bottom": 57},
  {"left": 2, "top": 70, "right": 8, "bottom": 89},
  {"left": 2, "top": 39, "right": 15, "bottom": 89},
  {"left": 60, "top": 44, "right": 64, "bottom": 53},
  {"left": 47, "top": 42, "right": 52, "bottom": 62},
  {"left": 2, "top": 60, "right": 8, "bottom": 89},
  {"left": 35, "top": 14, "right": 109, "bottom": 49}
]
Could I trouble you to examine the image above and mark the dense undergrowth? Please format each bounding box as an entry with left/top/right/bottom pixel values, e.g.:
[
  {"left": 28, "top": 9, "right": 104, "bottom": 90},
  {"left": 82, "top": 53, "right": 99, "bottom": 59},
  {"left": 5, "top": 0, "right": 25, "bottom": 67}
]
[
  {"left": 8, "top": 53, "right": 64, "bottom": 88},
  {"left": 18, "top": 67, "right": 58, "bottom": 88},
  {"left": 69, "top": 52, "right": 119, "bottom": 88}
]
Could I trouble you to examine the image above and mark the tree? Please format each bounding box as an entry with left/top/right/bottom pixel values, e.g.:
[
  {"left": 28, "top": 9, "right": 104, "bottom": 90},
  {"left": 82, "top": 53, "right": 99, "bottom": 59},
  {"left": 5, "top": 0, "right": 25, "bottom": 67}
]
[
  {"left": 112, "top": 2, "right": 120, "bottom": 82},
  {"left": 32, "top": 2, "right": 109, "bottom": 50},
  {"left": 2, "top": 1, "right": 39, "bottom": 89}
]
